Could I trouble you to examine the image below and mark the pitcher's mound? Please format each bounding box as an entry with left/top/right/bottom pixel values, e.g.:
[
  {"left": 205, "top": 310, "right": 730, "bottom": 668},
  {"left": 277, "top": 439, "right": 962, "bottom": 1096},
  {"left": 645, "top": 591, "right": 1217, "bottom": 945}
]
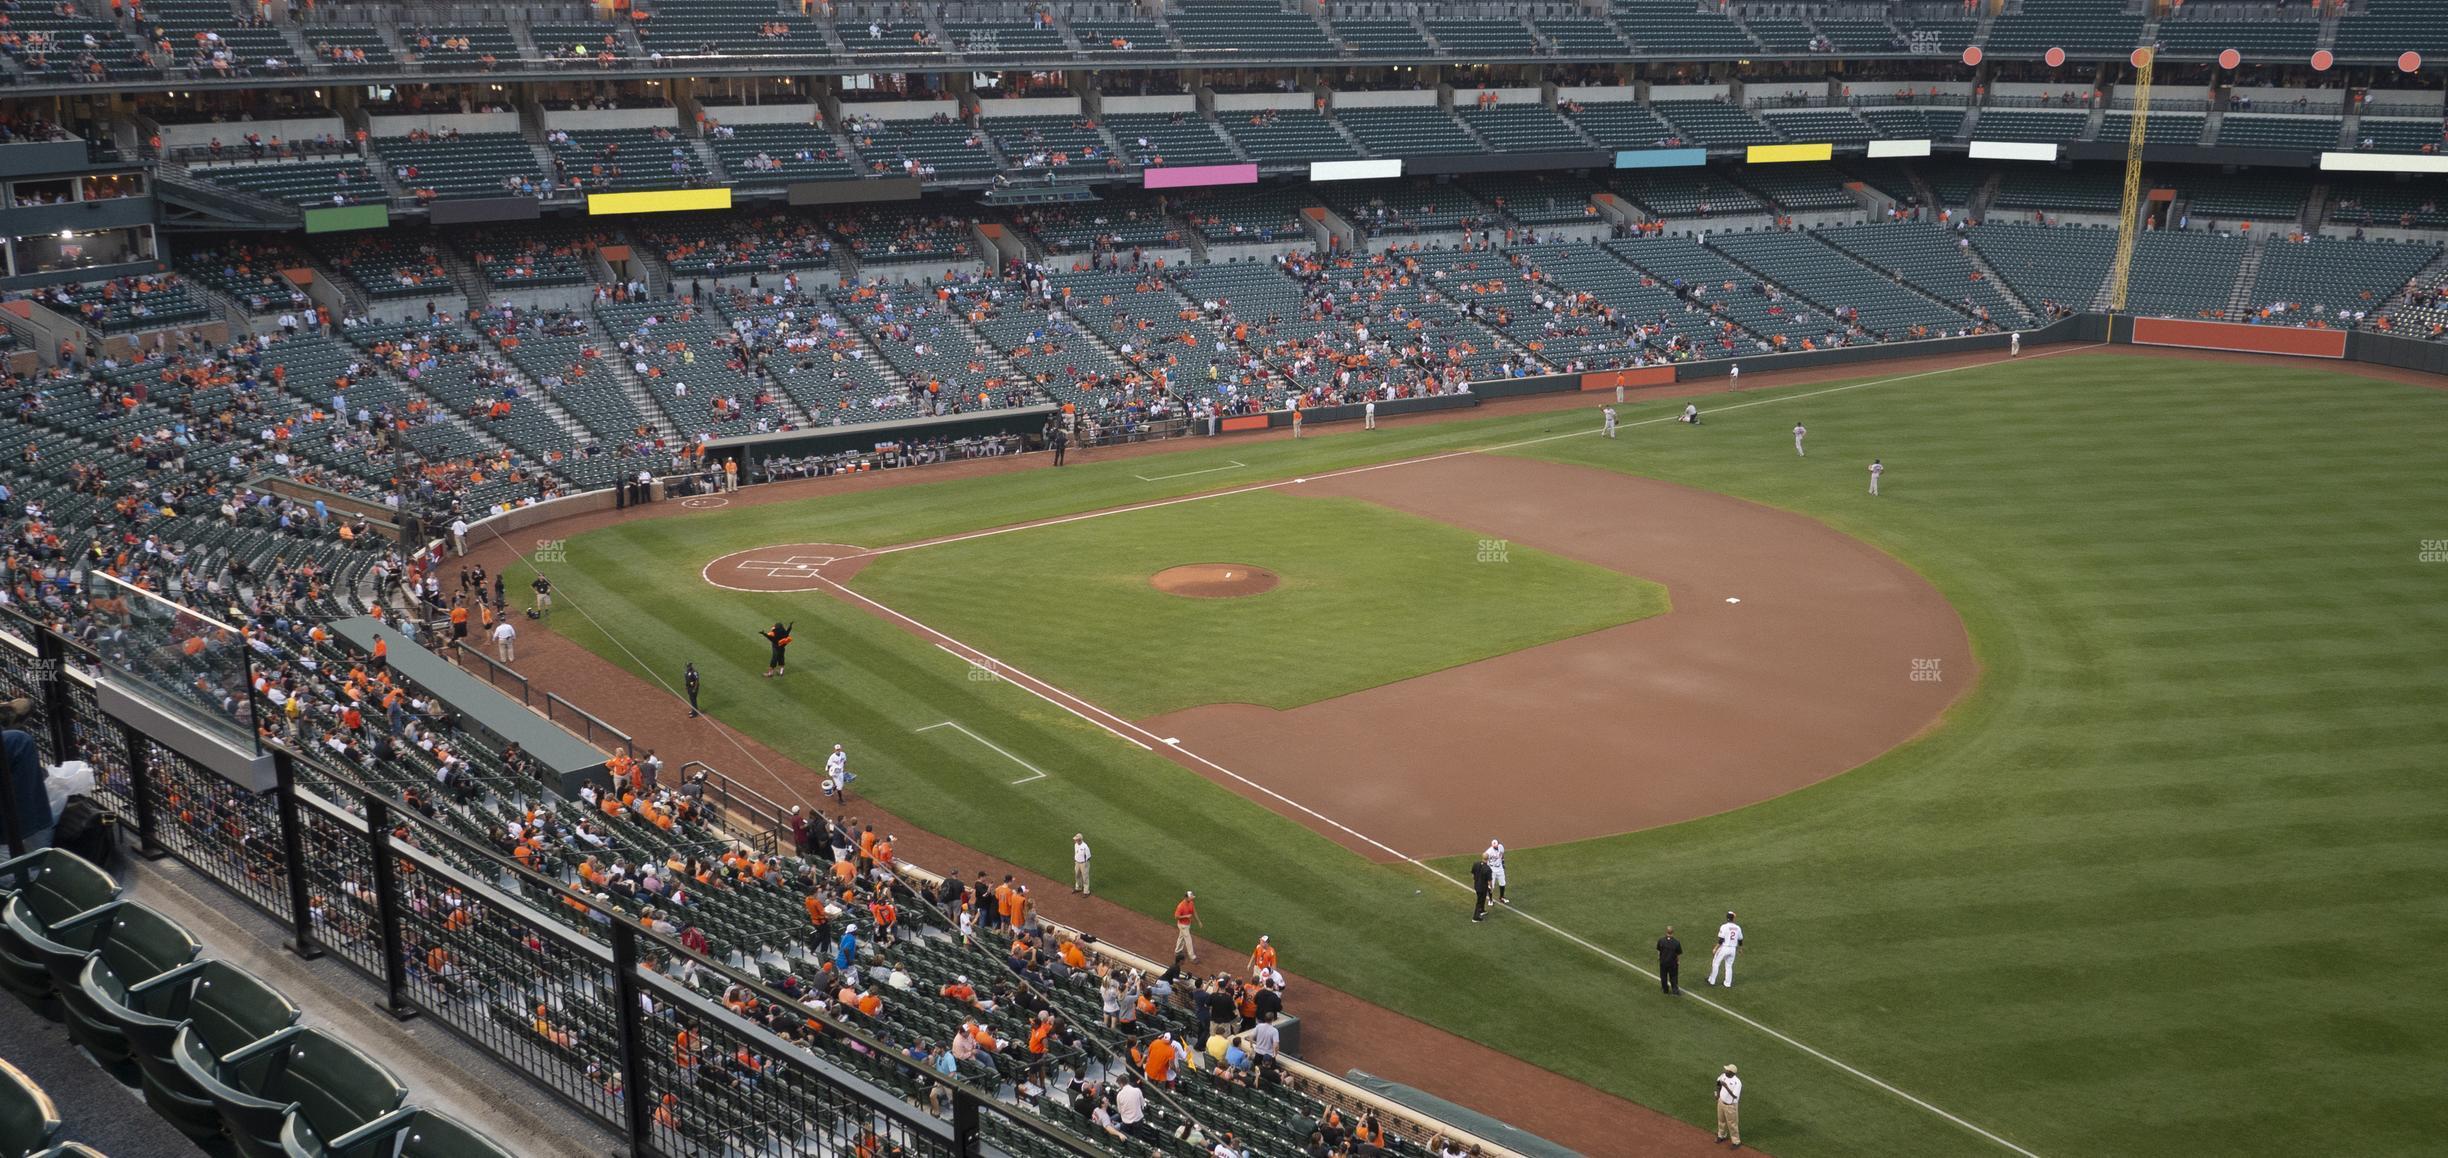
[{"left": 1151, "top": 563, "right": 1279, "bottom": 599}]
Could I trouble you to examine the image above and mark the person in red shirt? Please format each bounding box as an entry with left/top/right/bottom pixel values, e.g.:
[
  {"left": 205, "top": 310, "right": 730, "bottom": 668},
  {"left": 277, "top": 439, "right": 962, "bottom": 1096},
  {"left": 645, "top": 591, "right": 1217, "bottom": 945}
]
[{"left": 1173, "top": 891, "right": 1200, "bottom": 962}]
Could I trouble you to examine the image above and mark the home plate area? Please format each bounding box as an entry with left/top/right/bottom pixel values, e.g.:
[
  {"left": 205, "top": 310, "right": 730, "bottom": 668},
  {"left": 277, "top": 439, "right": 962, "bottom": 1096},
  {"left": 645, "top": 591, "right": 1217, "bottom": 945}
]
[{"left": 702, "top": 543, "right": 876, "bottom": 592}]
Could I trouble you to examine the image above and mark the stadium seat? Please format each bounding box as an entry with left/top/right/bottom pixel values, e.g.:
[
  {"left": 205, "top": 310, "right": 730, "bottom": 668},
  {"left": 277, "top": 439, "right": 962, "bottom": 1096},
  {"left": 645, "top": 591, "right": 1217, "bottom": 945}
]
[
  {"left": 176, "top": 1026, "right": 407, "bottom": 1158},
  {"left": 0, "top": 848, "right": 126, "bottom": 1009},
  {"left": 58, "top": 902, "right": 201, "bottom": 1067},
  {"left": 0, "top": 1058, "right": 61, "bottom": 1158},
  {"left": 79, "top": 954, "right": 297, "bottom": 1139},
  {"left": 285, "top": 1107, "right": 516, "bottom": 1158}
]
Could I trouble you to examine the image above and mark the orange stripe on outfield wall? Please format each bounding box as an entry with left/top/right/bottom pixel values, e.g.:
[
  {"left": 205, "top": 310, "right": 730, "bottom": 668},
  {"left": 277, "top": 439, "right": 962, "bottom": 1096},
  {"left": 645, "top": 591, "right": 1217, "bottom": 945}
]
[
  {"left": 1580, "top": 366, "right": 1676, "bottom": 391},
  {"left": 2129, "top": 317, "right": 2346, "bottom": 359},
  {"left": 1220, "top": 415, "right": 1272, "bottom": 432}
]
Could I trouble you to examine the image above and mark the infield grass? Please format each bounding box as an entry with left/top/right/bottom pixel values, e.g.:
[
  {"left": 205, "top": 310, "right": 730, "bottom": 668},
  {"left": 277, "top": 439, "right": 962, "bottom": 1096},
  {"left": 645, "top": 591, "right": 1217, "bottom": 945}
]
[
  {"left": 524, "top": 352, "right": 2448, "bottom": 1158},
  {"left": 850, "top": 490, "right": 1666, "bottom": 717}
]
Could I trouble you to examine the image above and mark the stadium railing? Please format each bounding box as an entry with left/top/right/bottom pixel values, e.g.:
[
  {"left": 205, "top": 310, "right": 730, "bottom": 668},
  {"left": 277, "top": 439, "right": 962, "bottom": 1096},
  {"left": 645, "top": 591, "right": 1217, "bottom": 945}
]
[{"left": 0, "top": 606, "right": 1090, "bottom": 1158}]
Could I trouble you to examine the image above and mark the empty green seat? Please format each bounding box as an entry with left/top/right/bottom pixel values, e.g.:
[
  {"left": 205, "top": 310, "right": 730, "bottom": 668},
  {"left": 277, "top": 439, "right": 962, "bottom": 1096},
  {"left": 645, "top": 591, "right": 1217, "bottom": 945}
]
[
  {"left": 0, "top": 849, "right": 124, "bottom": 1010},
  {"left": 107, "top": 959, "right": 299, "bottom": 1139},
  {"left": 61, "top": 903, "right": 200, "bottom": 1067},
  {"left": 176, "top": 1026, "right": 406, "bottom": 1158},
  {"left": 283, "top": 1106, "right": 515, "bottom": 1158},
  {"left": 0, "top": 1058, "right": 61, "bottom": 1158}
]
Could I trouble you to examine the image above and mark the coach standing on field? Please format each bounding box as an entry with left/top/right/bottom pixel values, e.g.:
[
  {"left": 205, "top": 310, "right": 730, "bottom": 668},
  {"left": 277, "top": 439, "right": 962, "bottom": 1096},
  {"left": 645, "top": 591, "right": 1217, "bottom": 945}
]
[
  {"left": 1714, "top": 1065, "right": 1743, "bottom": 1148},
  {"left": 1470, "top": 857, "right": 1493, "bottom": 922},
  {"left": 1656, "top": 926, "right": 1683, "bottom": 995}
]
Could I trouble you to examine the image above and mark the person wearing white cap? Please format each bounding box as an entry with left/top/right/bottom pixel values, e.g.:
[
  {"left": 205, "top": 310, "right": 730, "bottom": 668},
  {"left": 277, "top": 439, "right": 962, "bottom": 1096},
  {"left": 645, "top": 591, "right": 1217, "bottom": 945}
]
[
  {"left": 824, "top": 743, "right": 853, "bottom": 803},
  {"left": 1173, "top": 891, "right": 1200, "bottom": 961},
  {"left": 1072, "top": 833, "right": 1092, "bottom": 895},
  {"left": 1707, "top": 911, "right": 1743, "bottom": 988},
  {"left": 1714, "top": 1064, "right": 1742, "bottom": 1147},
  {"left": 1483, "top": 839, "right": 1508, "bottom": 905}
]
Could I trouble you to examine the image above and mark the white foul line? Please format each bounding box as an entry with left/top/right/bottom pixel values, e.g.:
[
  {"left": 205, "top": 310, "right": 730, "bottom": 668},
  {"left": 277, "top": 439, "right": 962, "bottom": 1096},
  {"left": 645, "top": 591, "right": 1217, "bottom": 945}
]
[
  {"left": 808, "top": 346, "right": 2099, "bottom": 1154},
  {"left": 1133, "top": 459, "right": 1248, "bottom": 483},
  {"left": 916, "top": 720, "right": 1050, "bottom": 784},
  {"left": 849, "top": 575, "right": 2040, "bottom": 1154},
  {"left": 845, "top": 343, "right": 2104, "bottom": 563}
]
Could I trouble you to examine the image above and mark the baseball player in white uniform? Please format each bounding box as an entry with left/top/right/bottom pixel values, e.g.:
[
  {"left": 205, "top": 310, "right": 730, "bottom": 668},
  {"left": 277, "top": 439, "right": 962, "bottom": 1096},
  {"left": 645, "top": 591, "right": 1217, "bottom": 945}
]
[
  {"left": 1868, "top": 458, "right": 1883, "bottom": 496},
  {"left": 1364, "top": 399, "right": 1377, "bottom": 429},
  {"left": 1483, "top": 840, "right": 1509, "bottom": 904},
  {"left": 1707, "top": 911, "right": 1743, "bottom": 987},
  {"left": 1792, "top": 423, "right": 1806, "bottom": 457},
  {"left": 1602, "top": 406, "right": 1618, "bottom": 438},
  {"left": 1727, "top": 362, "right": 1740, "bottom": 388},
  {"left": 2009, "top": 330, "right": 2021, "bottom": 357},
  {"left": 824, "top": 743, "right": 854, "bottom": 802}
]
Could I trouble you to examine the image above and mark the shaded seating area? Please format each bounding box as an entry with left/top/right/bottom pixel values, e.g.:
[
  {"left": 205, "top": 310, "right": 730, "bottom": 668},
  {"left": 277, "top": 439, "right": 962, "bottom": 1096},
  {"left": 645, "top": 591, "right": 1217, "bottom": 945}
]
[
  {"left": 1168, "top": 0, "right": 1334, "bottom": 56},
  {"left": 1970, "top": 109, "right": 2090, "bottom": 143},
  {"left": 2098, "top": 112, "right": 2206, "bottom": 146},
  {"left": 2122, "top": 229, "right": 2249, "bottom": 318},
  {"left": 1992, "top": 168, "right": 2124, "bottom": 215},
  {"left": 188, "top": 160, "right": 381, "bottom": 207},
  {"left": 1220, "top": 109, "right": 1360, "bottom": 164},
  {"left": 373, "top": 133, "right": 545, "bottom": 200},
  {"left": 1733, "top": 164, "right": 1858, "bottom": 211},
  {"left": 1653, "top": 100, "right": 1781, "bottom": 148},
  {"left": 30, "top": 276, "right": 212, "bottom": 332},
  {"left": 2244, "top": 236, "right": 2441, "bottom": 323},
  {"left": 1982, "top": 0, "right": 2142, "bottom": 56},
  {"left": 1335, "top": 106, "right": 1481, "bottom": 156},
  {"left": 707, "top": 121, "right": 861, "bottom": 182},
  {"left": 1706, "top": 230, "right": 1976, "bottom": 339},
  {"left": 1426, "top": 18, "right": 1537, "bottom": 55},
  {"left": 1610, "top": 169, "right": 1765, "bottom": 217},
  {"left": 1563, "top": 100, "right": 1684, "bottom": 149},
  {"left": 1613, "top": 0, "right": 1757, "bottom": 54},
  {"left": 1105, "top": 113, "right": 1239, "bottom": 167},
  {"left": 1457, "top": 101, "right": 1590, "bottom": 152},
  {"left": 1967, "top": 221, "right": 2115, "bottom": 313},
  {"left": 1758, "top": 107, "right": 1877, "bottom": 143},
  {"left": 1817, "top": 221, "right": 2027, "bottom": 326},
  {"left": 2216, "top": 115, "right": 2343, "bottom": 151},
  {"left": 1534, "top": 16, "right": 1630, "bottom": 54},
  {"left": 549, "top": 126, "right": 709, "bottom": 193}
]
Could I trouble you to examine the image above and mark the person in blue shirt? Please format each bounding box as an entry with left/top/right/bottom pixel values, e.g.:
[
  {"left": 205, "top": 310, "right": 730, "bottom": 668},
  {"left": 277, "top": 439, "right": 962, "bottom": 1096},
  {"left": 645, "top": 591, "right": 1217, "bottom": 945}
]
[{"left": 835, "top": 922, "right": 859, "bottom": 973}]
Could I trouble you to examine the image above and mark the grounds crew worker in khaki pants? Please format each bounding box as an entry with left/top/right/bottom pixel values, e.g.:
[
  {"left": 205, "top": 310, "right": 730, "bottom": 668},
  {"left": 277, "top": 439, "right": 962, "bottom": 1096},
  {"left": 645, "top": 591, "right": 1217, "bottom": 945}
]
[{"left": 1715, "top": 1064, "right": 1743, "bottom": 1148}]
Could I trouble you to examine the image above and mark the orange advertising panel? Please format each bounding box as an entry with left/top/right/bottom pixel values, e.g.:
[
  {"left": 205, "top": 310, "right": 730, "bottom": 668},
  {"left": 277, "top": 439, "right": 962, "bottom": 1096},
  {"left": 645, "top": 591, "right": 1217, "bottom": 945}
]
[
  {"left": 1220, "top": 415, "right": 1271, "bottom": 432},
  {"left": 1580, "top": 366, "right": 1676, "bottom": 391},
  {"left": 2129, "top": 317, "right": 2346, "bottom": 359},
  {"left": 283, "top": 267, "right": 315, "bottom": 286}
]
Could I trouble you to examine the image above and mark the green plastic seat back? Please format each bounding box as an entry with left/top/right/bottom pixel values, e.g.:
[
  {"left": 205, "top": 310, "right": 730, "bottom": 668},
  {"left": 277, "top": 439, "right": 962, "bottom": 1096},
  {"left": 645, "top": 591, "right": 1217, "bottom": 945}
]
[
  {"left": 10, "top": 852, "right": 120, "bottom": 929},
  {"left": 0, "top": 1057, "right": 62, "bottom": 1157},
  {"left": 87, "top": 903, "right": 200, "bottom": 991},
  {"left": 257, "top": 1030, "right": 407, "bottom": 1146},
  {"left": 185, "top": 963, "right": 303, "bottom": 1057},
  {"left": 395, "top": 1111, "right": 519, "bottom": 1158}
]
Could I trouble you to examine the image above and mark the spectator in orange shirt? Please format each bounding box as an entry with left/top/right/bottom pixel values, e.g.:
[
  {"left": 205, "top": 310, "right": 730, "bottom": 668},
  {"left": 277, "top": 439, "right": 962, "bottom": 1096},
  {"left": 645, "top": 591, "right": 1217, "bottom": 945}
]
[{"left": 1173, "top": 891, "right": 1200, "bottom": 961}]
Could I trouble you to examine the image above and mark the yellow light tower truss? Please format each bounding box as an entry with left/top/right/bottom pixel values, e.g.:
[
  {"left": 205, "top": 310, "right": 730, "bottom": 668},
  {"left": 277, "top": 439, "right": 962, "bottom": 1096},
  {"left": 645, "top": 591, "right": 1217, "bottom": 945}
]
[{"left": 2107, "top": 47, "right": 2154, "bottom": 313}]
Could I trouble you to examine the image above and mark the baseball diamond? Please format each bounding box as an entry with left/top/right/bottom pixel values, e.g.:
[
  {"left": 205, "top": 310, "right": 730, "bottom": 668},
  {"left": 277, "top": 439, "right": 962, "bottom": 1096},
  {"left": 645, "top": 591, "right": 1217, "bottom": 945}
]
[{"left": 8, "top": 12, "right": 2448, "bottom": 1158}]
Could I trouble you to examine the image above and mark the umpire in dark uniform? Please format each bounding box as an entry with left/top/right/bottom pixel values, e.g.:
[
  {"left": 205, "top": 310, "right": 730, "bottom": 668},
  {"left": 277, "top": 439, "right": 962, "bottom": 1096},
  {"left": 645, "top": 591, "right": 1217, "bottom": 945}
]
[
  {"left": 1656, "top": 926, "right": 1683, "bottom": 995},
  {"left": 1470, "top": 858, "right": 1494, "bottom": 922},
  {"left": 684, "top": 662, "right": 701, "bottom": 717}
]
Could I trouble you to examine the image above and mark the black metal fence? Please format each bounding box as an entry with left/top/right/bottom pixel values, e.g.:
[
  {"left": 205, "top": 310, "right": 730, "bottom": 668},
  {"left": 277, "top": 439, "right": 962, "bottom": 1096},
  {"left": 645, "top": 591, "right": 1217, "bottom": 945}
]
[{"left": 0, "top": 613, "right": 1092, "bottom": 1158}]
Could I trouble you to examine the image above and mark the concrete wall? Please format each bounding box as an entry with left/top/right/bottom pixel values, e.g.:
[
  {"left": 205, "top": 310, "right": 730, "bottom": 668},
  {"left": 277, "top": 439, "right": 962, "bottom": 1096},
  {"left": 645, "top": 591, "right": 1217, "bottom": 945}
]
[
  {"left": 544, "top": 107, "right": 683, "bottom": 132},
  {"left": 158, "top": 117, "right": 345, "bottom": 151},
  {"left": 978, "top": 95, "right": 1082, "bottom": 118},
  {"left": 696, "top": 102, "right": 826, "bottom": 126},
  {"left": 1451, "top": 87, "right": 1543, "bottom": 105},
  {"left": 1990, "top": 82, "right": 2097, "bottom": 102},
  {"left": 838, "top": 98, "right": 961, "bottom": 121},
  {"left": 1555, "top": 85, "right": 1640, "bottom": 103},
  {"left": 1332, "top": 89, "right": 1439, "bottom": 109},
  {"left": 1745, "top": 80, "right": 1824, "bottom": 103},
  {"left": 1104, "top": 94, "right": 1199, "bottom": 115},
  {"left": 1214, "top": 91, "right": 1316, "bottom": 112},
  {"left": 1843, "top": 80, "right": 1972, "bottom": 101},
  {"left": 2231, "top": 86, "right": 2347, "bottom": 112},
  {"left": 367, "top": 111, "right": 522, "bottom": 137},
  {"left": 1649, "top": 83, "right": 1732, "bottom": 101}
]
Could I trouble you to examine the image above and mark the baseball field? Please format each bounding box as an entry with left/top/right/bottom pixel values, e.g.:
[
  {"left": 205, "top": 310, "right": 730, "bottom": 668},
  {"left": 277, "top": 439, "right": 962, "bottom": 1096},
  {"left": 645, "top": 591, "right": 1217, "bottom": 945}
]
[{"left": 513, "top": 348, "right": 2448, "bottom": 1157}]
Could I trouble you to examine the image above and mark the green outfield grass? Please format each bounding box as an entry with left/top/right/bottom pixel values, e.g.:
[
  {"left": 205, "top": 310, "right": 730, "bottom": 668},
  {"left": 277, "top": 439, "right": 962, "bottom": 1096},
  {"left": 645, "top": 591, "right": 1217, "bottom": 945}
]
[
  {"left": 850, "top": 490, "right": 1666, "bottom": 717},
  {"left": 523, "top": 353, "right": 2448, "bottom": 1158}
]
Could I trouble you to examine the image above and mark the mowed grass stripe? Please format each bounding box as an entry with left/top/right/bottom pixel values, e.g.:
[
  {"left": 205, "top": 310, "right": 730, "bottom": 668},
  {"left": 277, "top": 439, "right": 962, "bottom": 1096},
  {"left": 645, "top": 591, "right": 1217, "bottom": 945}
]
[
  {"left": 532, "top": 353, "right": 2446, "bottom": 1157},
  {"left": 1487, "top": 355, "right": 2447, "bottom": 1156}
]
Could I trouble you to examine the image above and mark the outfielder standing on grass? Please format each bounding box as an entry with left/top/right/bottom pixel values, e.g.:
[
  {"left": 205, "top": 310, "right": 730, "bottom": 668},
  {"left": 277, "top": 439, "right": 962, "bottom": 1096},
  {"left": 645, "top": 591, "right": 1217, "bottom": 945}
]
[
  {"left": 1708, "top": 911, "right": 1744, "bottom": 987},
  {"left": 1483, "top": 839, "right": 1509, "bottom": 905},
  {"left": 1602, "top": 405, "right": 1618, "bottom": 438},
  {"left": 1793, "top": 422, "right": 1807, "bottom": 457},
  {"left": 1868, "top": 458, "right": 1883, "bottom": 497}
]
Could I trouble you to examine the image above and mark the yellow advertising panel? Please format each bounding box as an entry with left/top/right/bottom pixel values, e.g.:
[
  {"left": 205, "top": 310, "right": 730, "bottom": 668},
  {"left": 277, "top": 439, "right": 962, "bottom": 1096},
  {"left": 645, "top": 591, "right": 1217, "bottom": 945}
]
[
  {"left": 1745, "top": 143, "right": 1834, "bottom": 164},
  {"left": 587, "top": 187, "right": 734, "bottom": 215}
]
